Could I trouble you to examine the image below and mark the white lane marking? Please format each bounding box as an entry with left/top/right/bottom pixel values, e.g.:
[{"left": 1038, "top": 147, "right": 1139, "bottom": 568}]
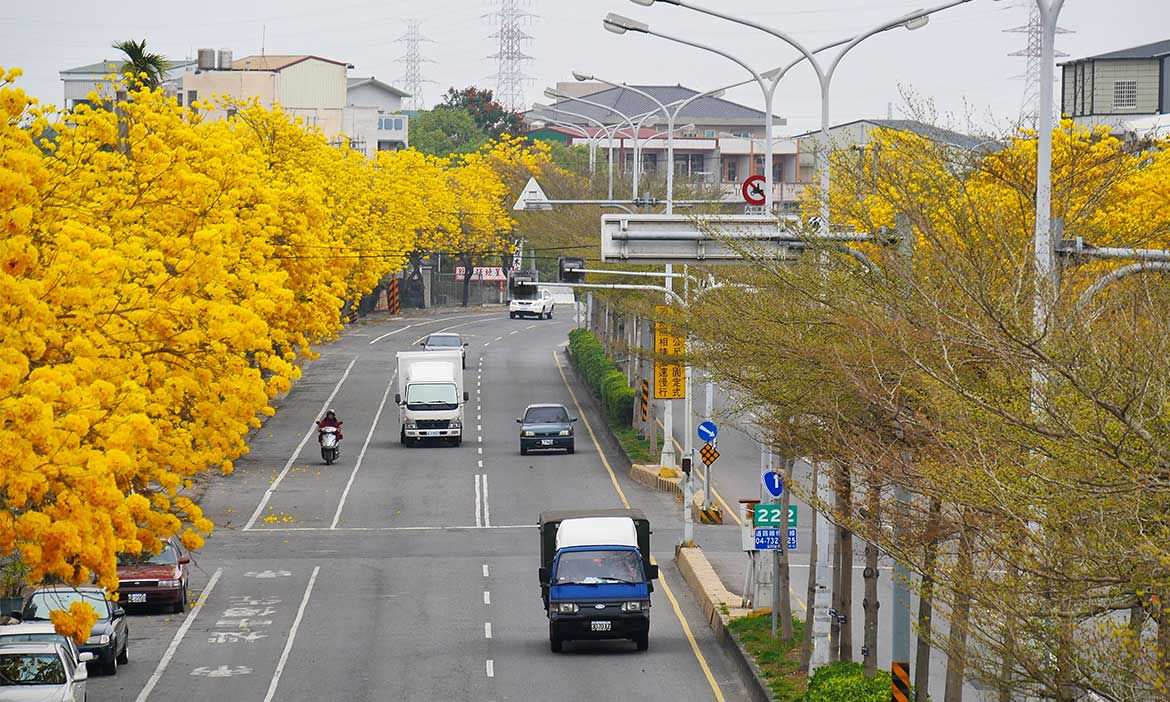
[
  {"left": 509, "top": 330, "right": 519, "bottom": 335},
  {"left": 494, "top": 336, "right": 503, "bottom": 341},
  {"left": 477, "top": 425, "right": 482, "bottom": 431},
  {"left": 526, "top": 324, "right": 537, "bottom": 330},
  {"left": 477, "top": 447, "right": 483, "bottom": 455},
  {"left": 482, "top": 564, "right": 490, "bottom": 577},
  {"left": 485, "top": 622, "right": 492, "bottom": 639},
  {"left": 330, "top": 372, "right": 395, "bottom": 528},
  {"left": 477, "top": 414, "right": 481, "bottom": 421},
  {"left": 477, "top": 460, "right": 483, "bottom": 468},
  {"left": 263, "top": 566, "right": 321, "bottom": 702},
  {"left": 486, "top": 659, "right": 494, "bottom": 678},
  {"left": 246, "top": 356, "right": 357, "bottom": 530},
  {"left": 483, "top": 591, "right": 491, "bottom": 605},
  {"left": 369, "top": 324, "right": 415, "bottom": 345},
  {"left": 245, "top": 524, "right": 537, "bottom": 532},
  {"left": 481, "top": 474, "right": 490, "bottom": 527},
  {"left": 484, "top": 342, "right": 491, "bottom": 347},
  {"left": 474, "top": 474, "right": 483, "bottom": 529},
  {"left": 478, "top": 436, "right": 483, "bottom": 443},
  {"left": 135, "top": 568, "right": 224, "bottom": 702}
]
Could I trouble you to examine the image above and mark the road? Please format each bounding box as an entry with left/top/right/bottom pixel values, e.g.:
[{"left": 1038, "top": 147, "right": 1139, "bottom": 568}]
[{"left": 87, "top": 309, "right": 749, "bottom": 702}]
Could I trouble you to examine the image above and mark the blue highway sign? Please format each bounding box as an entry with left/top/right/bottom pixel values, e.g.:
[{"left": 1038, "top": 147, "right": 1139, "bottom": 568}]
[
  {"left": 787, "top": 527, "right": 798, "bottom": 551},
  {"left": 697, "top": 421, "right": 718, "bottom": 442},
  {"left": 754, "top": 527, "right": 782, "bottom": 550},
  {"left": 762, "top": 471, "right": 783, "bottom": 498}
]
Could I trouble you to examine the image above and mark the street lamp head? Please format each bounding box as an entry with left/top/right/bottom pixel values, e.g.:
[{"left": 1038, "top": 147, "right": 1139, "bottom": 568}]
[
  {"left": 529, "top": 120, "right": 546, "bottom": 129},
  {"left": 629, "top": 0, "right": 680, "bottom": 5},
  {"left": 571, "top": 71, "right": 592, "bottom": 82},
  {"left": 603, "top": 12, "right": 649, "bottom": 34},
  {"left": 904, "top": 13, "right": 929, "bottom": 30},
  {"left": 543, "top": 88, "right": 562, "bottom": 100}
]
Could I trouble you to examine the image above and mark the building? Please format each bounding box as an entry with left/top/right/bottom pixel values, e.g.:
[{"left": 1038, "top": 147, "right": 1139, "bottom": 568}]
[
  {"left": 1061, "top": 39, "right": 1170, "bottom": 131},
  {"left": 182, "top": 53, "right": 352, "bottom": 140},
  {"left": 527, "top": 83, "right": 797, "bottom": 204},
  {"left": 345, "top": 77, "right": 411, "bottom": 155},
  {"left": 60, "top": 59, "right": 197, "bottom": 110},
  {"left": 791, "top": 119, "right": 992, "bottom": 185}
]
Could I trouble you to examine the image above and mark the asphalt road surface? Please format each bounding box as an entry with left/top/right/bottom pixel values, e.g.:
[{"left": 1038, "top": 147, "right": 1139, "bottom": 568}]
[{"left": 88, "top": 309, "right": 750, "bottom": 702}]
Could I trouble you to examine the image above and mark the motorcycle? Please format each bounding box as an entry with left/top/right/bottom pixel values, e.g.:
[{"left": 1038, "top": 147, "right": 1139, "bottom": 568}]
[{"left": 319, "top": 426, "right": 341, "bottom": 464}]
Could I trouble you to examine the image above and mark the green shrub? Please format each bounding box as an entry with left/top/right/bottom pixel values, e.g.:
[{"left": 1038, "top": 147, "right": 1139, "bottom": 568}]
[
  {"left": 567, "top": 328, "right": 634, "bottom": 425},
  {"left": 805, "top": 662, "right": 897, "bottom": 702}
]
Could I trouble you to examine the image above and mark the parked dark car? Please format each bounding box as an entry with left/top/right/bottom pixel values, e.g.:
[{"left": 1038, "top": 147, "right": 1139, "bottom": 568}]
[
  {"left": 116, "top": 537, "right": 191, "bottom": 613},
  {"left": 18, "top": 586, "right": 128, "bottom": 676},
  {"left": 518, "top": 404, "right": 577, "bottom": 455}
]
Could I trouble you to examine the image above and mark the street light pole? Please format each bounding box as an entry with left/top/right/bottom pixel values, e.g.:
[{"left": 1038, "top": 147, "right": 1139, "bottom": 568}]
[
  {"left": 532, "top": 102, "right": 626, "bottom": 199},
  {"left": 544, "top": 88, "right": 656, "bottom": 200}
]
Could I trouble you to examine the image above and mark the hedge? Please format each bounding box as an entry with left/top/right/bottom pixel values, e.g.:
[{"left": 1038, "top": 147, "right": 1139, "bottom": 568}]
[
  {"left": 805, "top": 662, "right": 906, "bottom": 702},
  {"left": 567, "top": 328, "right": 635, "bottom": 425}
]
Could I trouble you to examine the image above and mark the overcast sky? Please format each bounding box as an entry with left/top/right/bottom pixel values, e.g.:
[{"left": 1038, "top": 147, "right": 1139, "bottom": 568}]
[{"left": 4, "top": 0, "right": 1168, "bottom": 135}]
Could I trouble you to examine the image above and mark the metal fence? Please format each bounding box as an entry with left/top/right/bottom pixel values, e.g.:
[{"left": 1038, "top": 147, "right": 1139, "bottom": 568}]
[{"left": 429, "top": 272, "right": 507, "bottom": 307}]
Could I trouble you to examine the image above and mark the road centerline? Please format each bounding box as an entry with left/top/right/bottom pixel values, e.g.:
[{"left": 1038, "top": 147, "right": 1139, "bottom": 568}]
[
  {"left": 245, "top": 356, "right": 358, "bottom": 530},
  {"left": 329, "top": 371, "right": 396, "bottom": 529}
]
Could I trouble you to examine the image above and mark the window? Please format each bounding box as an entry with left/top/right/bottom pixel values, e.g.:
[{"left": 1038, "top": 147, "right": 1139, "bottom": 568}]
[
  {"left": 1114, "top": 80, "right": 1138, "bottom": 109},
  {"left": 176, "top": 92, "right": 183, "bottom": 107},
  {"left": 186, "top": 90, "right": 197, "bottom": 107},
  {"left": 753, "top": 155, "right": 765, "bottom": 177},
  {"left": 377, "top": 117, "right": 384, "bottom": 129},
  {"left": 704, "top": 129, "right": 715, "bottom": 138},
  {"left": 394, "top": 118, "right": 404, "bottom": 130},
  {"left": 642, "top": 152, "right": 657, "bottom": 174}
]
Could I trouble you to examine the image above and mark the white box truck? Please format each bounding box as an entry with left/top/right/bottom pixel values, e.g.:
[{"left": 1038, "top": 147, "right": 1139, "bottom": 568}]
[{"left": 395, "top": 350, "right": 467, "bottom": 447}]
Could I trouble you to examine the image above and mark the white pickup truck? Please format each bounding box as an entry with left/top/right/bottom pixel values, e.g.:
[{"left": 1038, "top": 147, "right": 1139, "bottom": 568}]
[{"left": 395, "top": 350, "right": 467, "bottom": 446}]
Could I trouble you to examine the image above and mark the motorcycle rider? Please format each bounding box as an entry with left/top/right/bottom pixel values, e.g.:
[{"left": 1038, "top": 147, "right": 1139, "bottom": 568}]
[{"left": 317, "top": 409, "right": 344, "bottom": 455}]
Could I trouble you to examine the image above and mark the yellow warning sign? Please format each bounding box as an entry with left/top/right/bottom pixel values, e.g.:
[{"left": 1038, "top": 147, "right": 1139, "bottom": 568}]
[{"left": 653, "top": 305, "right": 685, "bottom": 399}]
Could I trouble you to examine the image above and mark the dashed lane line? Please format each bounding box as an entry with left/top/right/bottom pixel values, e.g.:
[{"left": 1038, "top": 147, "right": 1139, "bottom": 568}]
[
  {"left": 263, "top": 566, "right": 321, "bottom": 702},
  {"left": 483, "top": 591, "right": 491, "bottom": 605},
  {"left": 485, "top": 622, "right": 493, "bottom": 639},
  {"left": 482, "top": 564, "right": 490, "bottom": 577},
  {"left": 486, "top": 659, "right": 495, "bottom": 678},
  {"left": 134, "top": 568, "right": 224, "bottom": 702},
  {"left": 245, "top": 356, "right": 357, "bottom": 530},
  {"left": 330, "top": 372, "right": 395, "bottom": 529},
  {"left": 554, "top": 349, "right": 726, "bottom": 702}
]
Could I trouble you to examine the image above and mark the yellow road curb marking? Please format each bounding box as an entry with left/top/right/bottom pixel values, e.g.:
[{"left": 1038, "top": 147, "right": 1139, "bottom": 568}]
[{"left": 555, "top": 351, "right": 725, "bottom": 702}]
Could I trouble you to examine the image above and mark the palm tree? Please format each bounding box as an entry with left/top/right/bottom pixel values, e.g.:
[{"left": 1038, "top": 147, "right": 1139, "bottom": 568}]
[{"left": 111, "top": 39, "right": 170, "bottom": 90}]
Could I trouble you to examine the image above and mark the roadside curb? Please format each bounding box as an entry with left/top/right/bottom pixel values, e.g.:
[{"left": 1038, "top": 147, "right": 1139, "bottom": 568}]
[
  {"left": 629, "top": 463, "right": 684, "bottom": 499},
  {"left": 676, "top": 545, "right": 776, "bottom": 702}
]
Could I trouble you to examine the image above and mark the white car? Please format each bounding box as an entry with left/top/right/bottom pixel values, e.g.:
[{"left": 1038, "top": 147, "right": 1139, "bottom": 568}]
[
  {"left": 0, "top": 622, "right": 84, "bottom": 666},
  {"left": 510, "top": 289, "right": 554, "bottom": 319},
  {"left": 0, "top": 642, "right": 91, "bottom": 701}
]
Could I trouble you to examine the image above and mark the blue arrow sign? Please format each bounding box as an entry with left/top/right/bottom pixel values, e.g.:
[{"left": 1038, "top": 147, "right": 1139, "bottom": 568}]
[
  {"left": 697, "top": 421, "right": 718, "bottom": 443},
  {"left": 762, "top": 471, "right": 784, "bottom": 498}
]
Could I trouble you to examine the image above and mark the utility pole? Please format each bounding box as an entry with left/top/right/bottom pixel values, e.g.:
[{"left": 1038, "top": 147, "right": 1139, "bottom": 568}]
[
  {"left": 396, "top": 19, "right": 437, "bottom": 112},
  {"left": 486, "top": 0, "right": 537, "bottom": 112}
]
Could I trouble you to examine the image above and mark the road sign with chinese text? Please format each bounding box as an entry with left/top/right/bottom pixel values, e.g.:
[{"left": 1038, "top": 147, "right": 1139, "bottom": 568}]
[{"left": 653, "top": 305, "right": 685, "bottom": 399}]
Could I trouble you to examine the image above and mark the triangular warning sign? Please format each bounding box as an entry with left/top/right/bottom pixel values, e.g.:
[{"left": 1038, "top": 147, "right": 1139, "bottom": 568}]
[{"left": 513, "top": 176, "right": 552, "bottom": 211}]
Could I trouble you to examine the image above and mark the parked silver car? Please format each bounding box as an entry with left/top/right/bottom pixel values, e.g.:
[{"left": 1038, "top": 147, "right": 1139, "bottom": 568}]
[{"left": 0, "top": 641, "right": 91, "bottom": 701}]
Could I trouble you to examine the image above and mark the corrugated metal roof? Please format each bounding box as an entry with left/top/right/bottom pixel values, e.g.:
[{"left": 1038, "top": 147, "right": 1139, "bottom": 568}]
[
  {"left": 544, "top": 84, "right": 780, "bottom": 126},
  {"left": 1063, "top": 38, "right": 1170, "bottom": 63},
  {"left": 347, "top": 77, "right": 411, "bottom": 98},
  {"left": 793, "top": 119, "right": 992, "bottom": 152},
  {"left": 232, "top": 55, "right": 351, "bottom": 71},
  {"left": 61, "top": 59, "right": 197, "bottom": 75}
]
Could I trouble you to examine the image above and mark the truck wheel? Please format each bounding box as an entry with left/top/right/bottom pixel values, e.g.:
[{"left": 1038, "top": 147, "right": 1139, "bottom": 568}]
[
  {"left": 400, "top": 428, "right": 410, "bottom": 446},
  {"left": 549, "top": 624, "right": 563, "bottom": 653},
  {"left": 509, "top": 312, "right": 516, "bottom": 319},
  {"left": 548, "top": 307, "right": 554, "bottom": 319},
  {"left": 634, "top": 633, "right": 649, "bottom": 651}
]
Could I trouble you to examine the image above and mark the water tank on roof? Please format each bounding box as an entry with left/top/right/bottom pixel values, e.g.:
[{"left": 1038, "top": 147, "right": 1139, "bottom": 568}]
[
  {"left": 217, "top": 49, "right": 233, "bottom": 70},
  {"left": 196, "top": 48, "right": 216, "bottom": 71}
]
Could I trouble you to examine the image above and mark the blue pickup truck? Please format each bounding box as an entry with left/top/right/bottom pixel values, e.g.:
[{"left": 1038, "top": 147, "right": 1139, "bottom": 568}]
[{"left": 538, "top": 509, "right": 658, "bottom": 652}]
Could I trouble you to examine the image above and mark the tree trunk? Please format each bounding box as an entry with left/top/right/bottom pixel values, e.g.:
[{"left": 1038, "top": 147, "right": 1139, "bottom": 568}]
[
  {"left": 459, "top": 254, "right": 473, "bottom": 307},
  {"left": 836, "top": 464, "right": 854, "bottom": 661},
  {"left": 800, "top": 462, "right": 819, "bottom": 672},
  {"left": 915, "top": 496, "right": 942, "bottom": 702},
  {"left": 778, "top": 457, "right": 794, "bottom": 641},
  {"left": 862, "top": 477, "right": 881, "bottom": 678},
  {"left": 943, "top": 524, "right": 974, "bottom": 702}
]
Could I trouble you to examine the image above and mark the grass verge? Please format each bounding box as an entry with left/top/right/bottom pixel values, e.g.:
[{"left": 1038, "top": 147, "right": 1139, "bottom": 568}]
[{"left": 727, "top": 613, "right": 808, "bottom": 701}]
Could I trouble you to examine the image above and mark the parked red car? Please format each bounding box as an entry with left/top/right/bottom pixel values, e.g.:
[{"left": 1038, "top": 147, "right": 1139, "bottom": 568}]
[{"left": 116, "top": 538, "right": 191, "bottom": 613}]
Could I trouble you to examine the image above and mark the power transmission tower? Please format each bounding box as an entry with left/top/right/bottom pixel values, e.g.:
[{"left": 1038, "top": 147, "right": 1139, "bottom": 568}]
[
  {"left": 485, "top": 0, "right": 536, "bottom": 112},
  {"left": 397, "top": 19, "right": 437, "bottom": 112},
  {"left": 1005, "top": 2, "right": 1071, "bottom": 126}
]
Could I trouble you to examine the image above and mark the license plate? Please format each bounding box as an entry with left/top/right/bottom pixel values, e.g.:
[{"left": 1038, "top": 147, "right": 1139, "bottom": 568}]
[
  {"left": 540, "top": 439, "right": 554, "bottom": 446},
  {"left": 128, "top": 593, "right": 146, "bottom": 603},
  {"left": 591, "top": 621, "right": 611, "bottom": 632},
  {"left": 425, "top": 431, "right": 440, "bottom": 436}
]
